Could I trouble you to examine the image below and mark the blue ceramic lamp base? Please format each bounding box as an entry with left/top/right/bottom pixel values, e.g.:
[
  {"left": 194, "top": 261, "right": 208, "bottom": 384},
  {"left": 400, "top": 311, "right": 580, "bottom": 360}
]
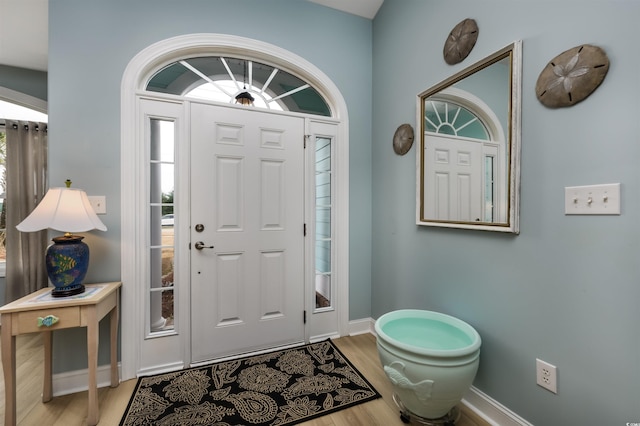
[{"left": 46, "top": 234, "right": 89, "bottom": 297}]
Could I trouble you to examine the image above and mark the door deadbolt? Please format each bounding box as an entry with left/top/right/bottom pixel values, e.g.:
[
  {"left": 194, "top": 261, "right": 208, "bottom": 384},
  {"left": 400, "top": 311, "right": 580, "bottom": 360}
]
[
  {"left": 194, "top": 241, "right": 214, "bottom": 250},
  {"left": 195, "top": 224, "right": 205, "bottom": 232}
]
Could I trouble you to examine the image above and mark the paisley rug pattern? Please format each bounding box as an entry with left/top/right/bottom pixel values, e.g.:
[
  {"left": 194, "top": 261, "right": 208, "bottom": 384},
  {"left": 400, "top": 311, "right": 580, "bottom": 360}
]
[{"left": 119, "top": 340, "right": 380, "bottom": 425}]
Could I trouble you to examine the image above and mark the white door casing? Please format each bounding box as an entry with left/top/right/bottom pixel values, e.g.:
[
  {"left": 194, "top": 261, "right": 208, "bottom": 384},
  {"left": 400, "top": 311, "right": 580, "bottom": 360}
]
[
  {"left": 190, "top": 102, "right": 305, "bottom": 362},
  {"left": 121, "top": 34, "right": 349, "bottom": 379}
]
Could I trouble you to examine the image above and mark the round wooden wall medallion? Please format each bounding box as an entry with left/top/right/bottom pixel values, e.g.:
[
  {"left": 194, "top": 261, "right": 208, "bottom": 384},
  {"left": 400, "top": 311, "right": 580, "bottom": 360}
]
[
  {"left": 535, "top": 44, "right": 610, "bottom": 108},
  {"left": 443, "top": 18, "right": 479, "bottom": 65},
  {"left": 393, "top": 124, "right": 414, "bottom": 156}
]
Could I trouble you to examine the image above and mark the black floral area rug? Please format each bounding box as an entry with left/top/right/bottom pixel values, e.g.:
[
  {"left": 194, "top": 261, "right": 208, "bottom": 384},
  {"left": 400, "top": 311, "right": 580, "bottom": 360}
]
[{"left": 119, "top": 340, "right": 381, "bottom": 425}]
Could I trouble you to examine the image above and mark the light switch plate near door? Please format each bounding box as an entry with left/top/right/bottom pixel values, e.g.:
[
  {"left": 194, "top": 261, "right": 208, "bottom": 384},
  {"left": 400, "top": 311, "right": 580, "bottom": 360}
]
[
  {"left": 564, "top": 183, "right": 620, "bottom": 215},
  {"left": 88, "top": 196, "right": 106, "bottom": 214}
]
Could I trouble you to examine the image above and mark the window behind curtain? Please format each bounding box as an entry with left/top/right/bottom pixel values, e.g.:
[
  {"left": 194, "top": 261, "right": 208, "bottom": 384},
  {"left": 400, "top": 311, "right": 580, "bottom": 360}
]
[{"left": 0, "top": 100, "right": 48, "bottom": 278}]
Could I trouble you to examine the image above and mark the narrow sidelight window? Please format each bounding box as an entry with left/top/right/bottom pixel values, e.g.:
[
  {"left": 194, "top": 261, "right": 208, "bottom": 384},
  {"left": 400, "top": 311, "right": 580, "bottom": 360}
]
[
  {"left": 315, "top": 137, "right": 332, "bottom": 309},
  {"left": 150, "top": 119, "right": 175, "bottom": 333}
]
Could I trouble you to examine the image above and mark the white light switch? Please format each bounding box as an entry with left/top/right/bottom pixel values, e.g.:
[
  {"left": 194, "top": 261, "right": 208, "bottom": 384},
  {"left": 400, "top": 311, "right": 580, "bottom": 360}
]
[
  {"left": 88, "top": 196, "right": 106, "bottom": 214},
  {"left": 564, "top": 183, "right": 620, "bottom": 215}
]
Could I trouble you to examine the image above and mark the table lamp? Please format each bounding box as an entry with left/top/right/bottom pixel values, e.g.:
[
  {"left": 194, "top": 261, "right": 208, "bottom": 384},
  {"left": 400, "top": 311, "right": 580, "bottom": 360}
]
[{"left": 16, "top": 180, "right": 107, "bottom": 297}]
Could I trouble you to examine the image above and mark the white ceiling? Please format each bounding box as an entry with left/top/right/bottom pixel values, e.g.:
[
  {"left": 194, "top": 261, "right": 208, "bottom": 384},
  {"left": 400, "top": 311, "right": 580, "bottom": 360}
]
[
  {"left": 308, "top": 0, "right": 383, "bottom": 19},
  {"left": 0, "top": 0, "right": 49, "bottom": 72},
  {"left": 0, "top": 0, "right": 383, "bottom": 73}
]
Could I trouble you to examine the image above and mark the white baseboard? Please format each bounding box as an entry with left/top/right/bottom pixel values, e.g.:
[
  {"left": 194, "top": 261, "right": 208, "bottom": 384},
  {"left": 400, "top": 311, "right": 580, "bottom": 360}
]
[
  {"left": 52, "top": 364, "right": 123, "bottom": 397},
  {"left": 310, "top": 332, "right": 341, "bottom": 342},
  {"left": 137, "top": 361, "right": 186, "bottom": 377},
  {"left": 348, "top": 317, "right": 375, "bottom": 335},
  {"left": 462, "top": 386, "right": 533, "bottom": 426}
]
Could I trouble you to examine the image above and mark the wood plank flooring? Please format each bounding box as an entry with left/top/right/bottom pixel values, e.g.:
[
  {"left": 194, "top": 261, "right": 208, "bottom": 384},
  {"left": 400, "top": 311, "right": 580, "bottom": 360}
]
[{"left": 0, "top": 332, "right": 489, "bottom": 425}]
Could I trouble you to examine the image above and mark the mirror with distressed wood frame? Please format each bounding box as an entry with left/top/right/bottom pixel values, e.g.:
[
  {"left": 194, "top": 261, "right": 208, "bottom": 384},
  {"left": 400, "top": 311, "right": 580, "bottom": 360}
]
[{"left": 417, "top": 41, "right": 522, "bottom": 233}]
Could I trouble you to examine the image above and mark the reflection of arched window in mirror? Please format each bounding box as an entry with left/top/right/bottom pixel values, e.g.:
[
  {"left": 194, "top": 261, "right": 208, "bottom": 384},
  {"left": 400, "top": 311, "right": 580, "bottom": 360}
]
[
  {"left": 417, "top": 41, "right": 522, "bottom": 234},
  {"left": 423, "top": 88, "right": 506, "bottom": 224}
]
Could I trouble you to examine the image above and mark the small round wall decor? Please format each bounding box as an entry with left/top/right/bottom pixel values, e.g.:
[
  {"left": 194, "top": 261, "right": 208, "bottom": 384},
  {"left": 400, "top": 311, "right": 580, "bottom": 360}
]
[
  {"left": 392, "top": 124, "right": 414, "bottom": 156},
  {"left": 535, "top": 44, "right": 609, "bottom": 108},
  {"left": 443, "top": 18, "right": 479, "bottom": 65}
]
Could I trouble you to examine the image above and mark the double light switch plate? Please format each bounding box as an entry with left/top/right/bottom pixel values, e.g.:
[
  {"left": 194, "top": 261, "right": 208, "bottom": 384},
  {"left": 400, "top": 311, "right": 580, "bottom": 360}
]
[{"left": 564, "top": 183, "right": 620, "bottom": 215}]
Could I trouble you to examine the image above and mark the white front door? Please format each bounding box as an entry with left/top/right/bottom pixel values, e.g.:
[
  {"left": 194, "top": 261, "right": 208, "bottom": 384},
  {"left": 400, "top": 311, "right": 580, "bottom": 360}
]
[
  {"left": 190, "top": 102, "right": 305, "bottom": 362},
  {"left": 424, "top": 135, "right": 483, "bottom": 222}
]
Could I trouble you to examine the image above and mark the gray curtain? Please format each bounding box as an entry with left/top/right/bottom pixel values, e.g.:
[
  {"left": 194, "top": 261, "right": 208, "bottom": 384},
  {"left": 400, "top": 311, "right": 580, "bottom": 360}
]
[{"left": 5, "top": 121, "right": 48, "bottom": 302}]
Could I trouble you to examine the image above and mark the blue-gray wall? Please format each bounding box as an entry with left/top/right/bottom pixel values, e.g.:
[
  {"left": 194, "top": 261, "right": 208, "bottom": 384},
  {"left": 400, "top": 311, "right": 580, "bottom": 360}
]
[{"left": 372, "top": 1, "right": 639, "bottom": 425}]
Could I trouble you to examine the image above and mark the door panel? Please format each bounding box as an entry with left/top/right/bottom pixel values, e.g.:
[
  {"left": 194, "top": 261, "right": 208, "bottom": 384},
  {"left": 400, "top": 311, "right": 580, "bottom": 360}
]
[
  {"left": 424, "top": 135, "right": 482, "bottom": 222},
  {"left": 190, "top": 103, "right": 305, "bottom": 362}
]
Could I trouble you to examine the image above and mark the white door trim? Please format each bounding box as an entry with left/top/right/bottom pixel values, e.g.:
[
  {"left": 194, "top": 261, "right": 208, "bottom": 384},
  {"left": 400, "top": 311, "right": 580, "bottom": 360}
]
[{"left": 121, "top": 34, "right": 349, "bottom": 380}]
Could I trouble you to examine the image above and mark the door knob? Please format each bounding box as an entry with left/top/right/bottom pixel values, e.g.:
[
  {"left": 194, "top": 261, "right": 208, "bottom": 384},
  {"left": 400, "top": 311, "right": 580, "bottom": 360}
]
[{"left": 194, "top": 241, "right": 214, "bottom": 250}]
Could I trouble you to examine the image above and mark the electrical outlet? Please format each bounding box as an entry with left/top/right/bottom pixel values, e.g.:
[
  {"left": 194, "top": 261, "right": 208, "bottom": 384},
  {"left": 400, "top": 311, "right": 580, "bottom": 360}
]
[{"left": 536, "top": 358, "right": 557, "bottom": 393}]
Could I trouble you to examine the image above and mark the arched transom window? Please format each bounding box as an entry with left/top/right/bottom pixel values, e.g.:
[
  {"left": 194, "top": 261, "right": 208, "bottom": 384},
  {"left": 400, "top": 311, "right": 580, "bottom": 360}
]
[
  {"left": 146, "top": 56, "right": 331, "bottom": 116},
  {"left": 424, "top": 99, "right": 490, "bottom": 140}
]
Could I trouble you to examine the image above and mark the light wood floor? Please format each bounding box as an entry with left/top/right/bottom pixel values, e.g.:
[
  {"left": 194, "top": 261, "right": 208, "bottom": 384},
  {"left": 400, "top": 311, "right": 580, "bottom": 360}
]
[{"left": 0, "top": 332, "right": 489, "bottom": 425}]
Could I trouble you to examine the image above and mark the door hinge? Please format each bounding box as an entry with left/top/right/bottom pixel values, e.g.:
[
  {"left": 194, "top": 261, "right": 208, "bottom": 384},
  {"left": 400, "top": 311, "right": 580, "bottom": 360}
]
[
  {"left": 304, "top": 134, "right": 309, "bottom": 149},
  {"left": 304, "top": 223, "right": 307, "bottom": 236},
  {"left": 304, "top": 310, "right": 307, "bottom": 324}
]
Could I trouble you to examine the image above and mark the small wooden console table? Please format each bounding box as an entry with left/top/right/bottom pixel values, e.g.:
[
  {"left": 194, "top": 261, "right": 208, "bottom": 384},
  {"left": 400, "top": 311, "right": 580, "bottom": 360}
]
[{"left": 0, "top": 281, "right": 121, "bottom": 426}]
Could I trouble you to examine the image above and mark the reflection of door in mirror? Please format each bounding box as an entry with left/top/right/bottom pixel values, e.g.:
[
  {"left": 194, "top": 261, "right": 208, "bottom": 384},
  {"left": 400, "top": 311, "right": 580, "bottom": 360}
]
[
  {"left": 424, "top": 135, "right": 483, "bottom": 221},
  {"left": 417, "top": 41, "right": 522, "bottom": 233},
  {"left": 423, "top": 86, "right": 506, "bottom": 223}
]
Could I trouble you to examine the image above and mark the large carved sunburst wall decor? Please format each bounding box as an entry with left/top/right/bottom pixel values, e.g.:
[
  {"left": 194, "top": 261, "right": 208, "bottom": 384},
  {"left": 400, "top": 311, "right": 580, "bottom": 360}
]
[
  {"left": 443, "top": 18, "right": 479, "bottom": 65},
  {"left": 535, "top": 44, "right": 610, "bottom": 108}
]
